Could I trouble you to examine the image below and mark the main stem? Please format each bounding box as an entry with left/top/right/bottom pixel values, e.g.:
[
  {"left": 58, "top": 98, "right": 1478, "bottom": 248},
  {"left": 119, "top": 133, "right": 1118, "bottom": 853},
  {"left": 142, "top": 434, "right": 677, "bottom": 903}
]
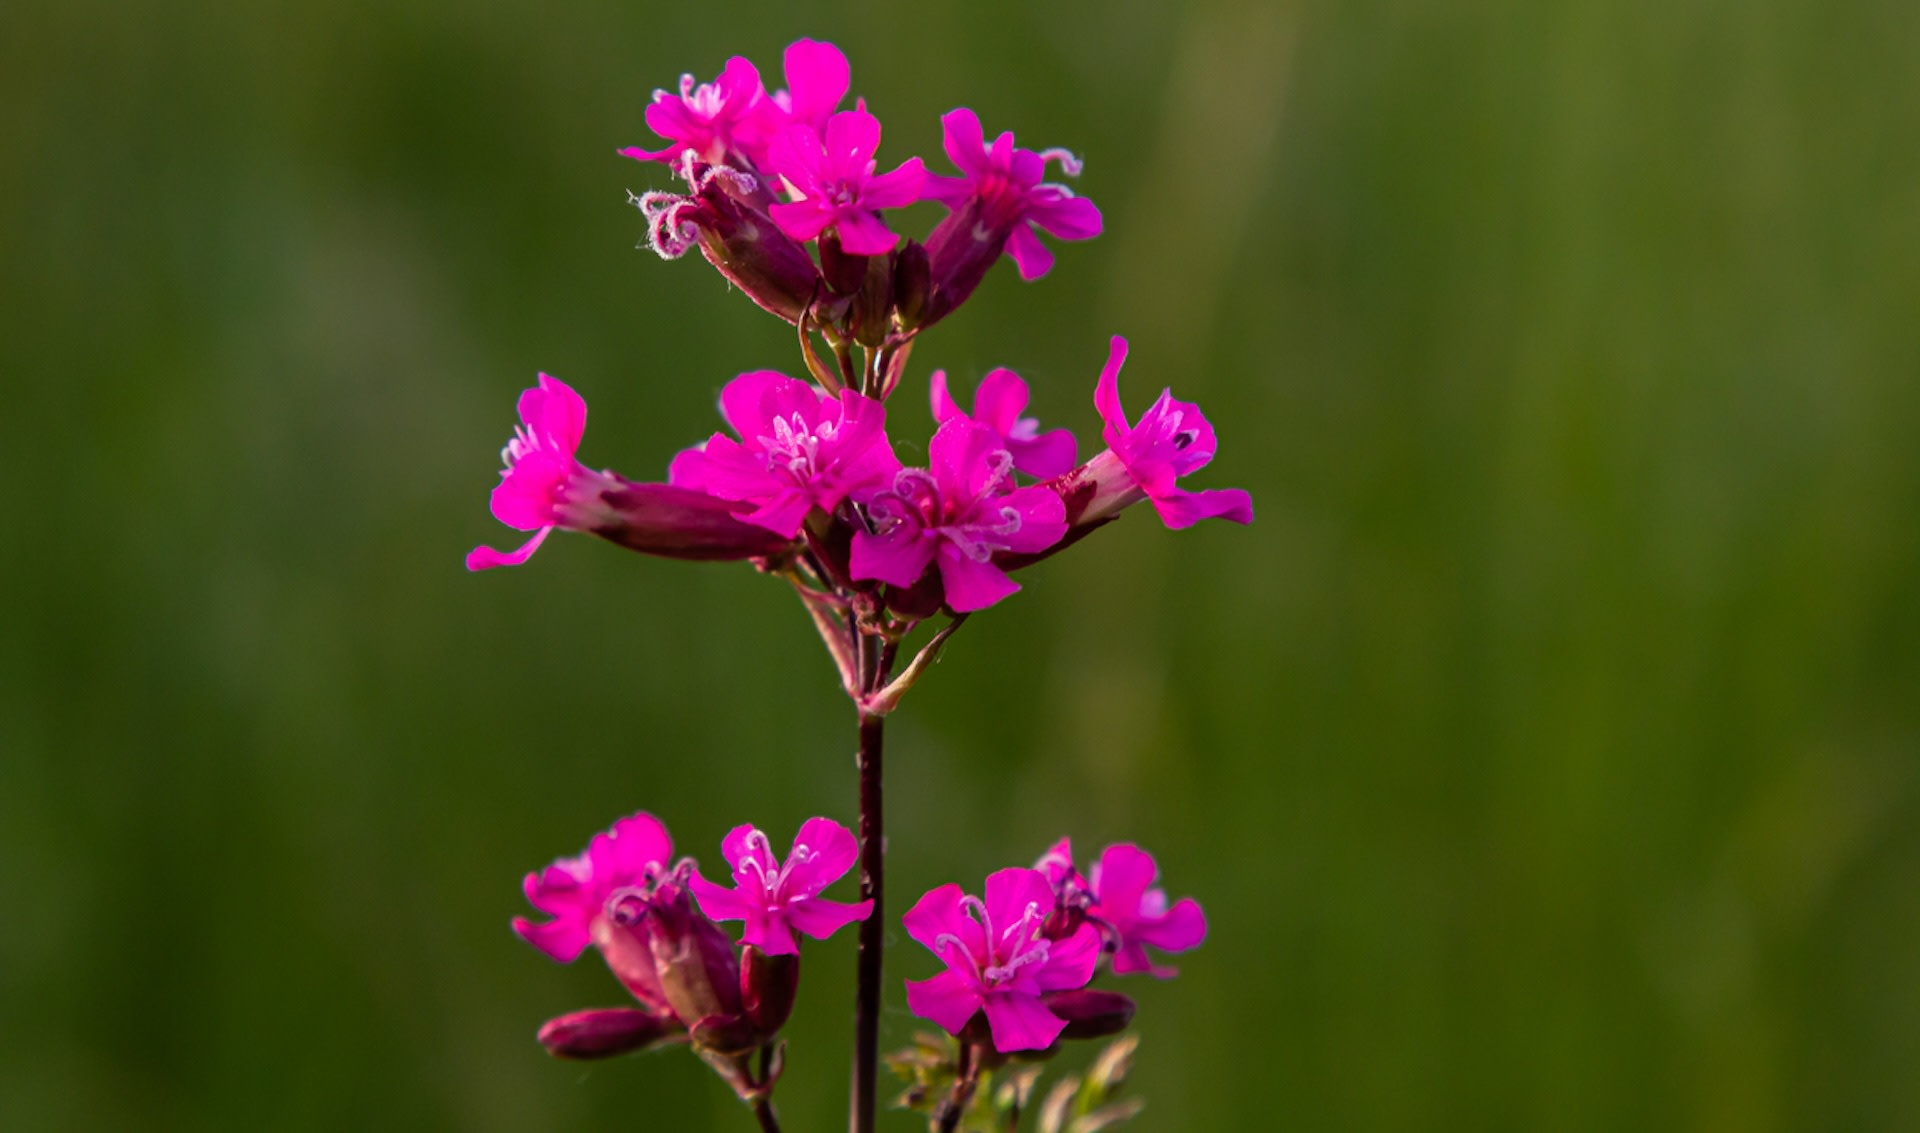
[{"left": 850, "top": 634, "right": 891, "bottom": 1133}]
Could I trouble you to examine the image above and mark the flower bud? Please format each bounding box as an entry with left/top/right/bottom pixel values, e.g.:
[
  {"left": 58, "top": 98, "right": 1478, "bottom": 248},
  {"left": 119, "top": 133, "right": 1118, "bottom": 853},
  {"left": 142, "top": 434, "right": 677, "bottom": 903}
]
[
  {"left": 920, "top": 195, "right": 1012, "bottom": 328},
  {"left": 741, "top": 946, "right": 799, "bottom": 1036},
  {"left": 817, "top": 230, "right": 870, "bottom": 297},
  {"left": 1040, "top": 989, "right": 1135, "bottom": 1041},
  {"left": 585, "top": 481, "right": 796, "bottom": 562},
  {"left": 536, "top": 1006, "right": 683, "bottom": 1059},
  {"left": 688, "top": 189, "right": 826, "bottom": 325},
  {"left": 641, "top": 872, "right": 746, "bottom": 1030},
  {"left": 892, "top": 239, "right": 931, "bottom": 330}
]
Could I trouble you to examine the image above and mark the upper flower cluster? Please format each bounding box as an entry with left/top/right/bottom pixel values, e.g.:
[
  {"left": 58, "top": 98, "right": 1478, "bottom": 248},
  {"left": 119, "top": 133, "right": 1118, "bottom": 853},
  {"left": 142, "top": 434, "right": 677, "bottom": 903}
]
[{"left": 623, "top": 38, "right": 1102, "bottom": 331}]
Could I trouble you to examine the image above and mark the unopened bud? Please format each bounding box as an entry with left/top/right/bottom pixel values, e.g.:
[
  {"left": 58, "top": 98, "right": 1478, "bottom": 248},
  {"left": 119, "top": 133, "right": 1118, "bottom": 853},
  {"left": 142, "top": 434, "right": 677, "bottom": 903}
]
[
  {"left": 1041, "top": 989, "right": 1135, "bottom": 1041},
  {"left": 742, "top": 946, "right": 799, "bottom": 1037},
  {"left": 689, "top": 192, "right": 825, "bottom": 325},
  {"left": 817, "top": 231, "right": 870, "bottom": 296},
  {"left": 642, "top": 872, "right": 746, "bottom": 1030},
  {"left": 892, "top": 239, "right": 931, "bottom": 330},
  {"left": 921, "top": 196, "right": 1014, "bottom": 329},
  {"left": 584, "top": 481, "right": 796, "bottom": 562},
  {"left": 536, "top": 1006, "right": 682, "bottom": 1059}
]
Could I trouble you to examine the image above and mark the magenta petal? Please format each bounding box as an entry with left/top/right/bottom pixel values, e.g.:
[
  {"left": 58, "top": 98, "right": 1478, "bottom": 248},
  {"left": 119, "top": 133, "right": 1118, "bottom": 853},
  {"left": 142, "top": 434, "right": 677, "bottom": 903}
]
[
  {"left": 994, "top": 484, "right": 1068, "bottom": 554},
  {"left": 767, "top": 124, "right": 826, "bottom": 191},
  {"left": 667, "top": 445, "right": 710, "bottom": 491},
  {"left": 862, "top": 158, "right": 928, "bottom": 210},
  {"left": 940, "top": 107, "right": 988, "bottom": 179},
  {"left": 970, "top": 368, "right": 1031, "bottom": 434},
  {"left": 786, "top": 817, "right": 859, "bottom": 897},
  {"left": 1109, "top": 942, "right": 1156, "bottom": 976},
  {"left": 982, "top": 993, "right": 1067, "bottom": 1053},
  {"left": 769, "top": 199, "right": 834, "bottom": 244},
  {"left": 1150, "top": 486, "right": 1255, "bottom": 529},
  {"left": 522, "top": 373, "right": 587, "bottom": 451},
  {"left": 718, "top": 370, "right": 799, "bottom": 438},
  {"left": 1004, "top": 224, "right": 1056, "bottom": 282},
  {"left": 1094, "top": 844, "right": 1159, "bottom": 911},
  {"left": 1092, "top": 336, "right": 1132, "bottom": 439},
  {"left": 929, "top": 369, "right": 964, "bottom": 424},
  {"left": 747, "top": 912, "right": 799, "bottom": 956},
  {"left": 594, "top": 814, "right": 674, "bottom": 878},
  {"left": 782, "top": 39, "right": 850, "bottom": 127},
  {"left": 1035, "top": 923, "right": 1102, "bottom": 991},
  {"left": 743, "top": 490, "right": 817, "bottom": 539},
  {"left": 1135, "top": 896, "right": 1208, "bottom": 953},
  {"left": 513, "top": 912, "right": 589, "bottom": 963},
  {"left": 466, "top": 528, "right": 551, "bottom": 571},
  {"left": 689, "top": 871, "right": 756, "bottom": 921},
  {"left": 1009, "top": 428, "right": 1078, "bottom": 480},
  {"left": 1030, "top": 193, "right": 1104, "bottom": 241},
  {"left": 823, "top": 109, "right": 882, "bottom": 165},
  {"left": 983, "top": 868, "right": 1056, "bottom": 933},
  {"left": 719, "top": 823, "right": 772, "bottom": 873},
  {"left": 902, "top": 883, "right": 974, "bottom": 955},
  {"left": 906, "top": 970, "right": 984, "bottom": 1036},
  {"left": 834, "top": 209, "right": 899, "bottom": 256},
  {"left": 784, "top": 895, "right": 873, "bottom": 940},
  {"left": 938, "top": 551, "right": 1020, "bottom": 613},
  {"left": 850, "top": 527, "right": 937, "bottom": 588}
]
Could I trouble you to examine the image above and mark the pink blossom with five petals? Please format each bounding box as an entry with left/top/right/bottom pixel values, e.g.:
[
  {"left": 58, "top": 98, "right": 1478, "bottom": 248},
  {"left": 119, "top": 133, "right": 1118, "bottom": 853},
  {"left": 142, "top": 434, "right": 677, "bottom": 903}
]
[
  {"left": 620, "top": 56, "right": 776, "bottom": 169},
  {"left": 850, "top": 418, "right": 1067, "bottom": 612},
  {"left": 468, "top": 373, "right": 613, "bottom": 571},
  {"left": 926, "top": 108, "right": 1102, "bottom": 282},
  {"left": 765, "top": 109, "right": 927, "bottom": 255},
  {"left": 903, "top": 867, "right": 1104, "bottom": 1052},
  {"left": 670, "top": 370, "right": 899, "bottom": 538},
  {"left": 1087, "top": 843, "right": 1208, "bottom": 979},
  {"left": 930, "top": 367, "right": 1078, "bottom": 480},
  {"left": 689, "top": 818, "right": 873, "bottom": 956},
  {"left": 1068, "top": 336, "right": 1254, "bottom": 529}
]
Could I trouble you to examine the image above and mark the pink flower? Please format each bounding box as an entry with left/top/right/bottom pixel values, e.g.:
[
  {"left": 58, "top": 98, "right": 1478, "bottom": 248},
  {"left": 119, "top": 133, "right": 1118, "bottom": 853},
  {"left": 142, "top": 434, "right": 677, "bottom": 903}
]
[
  {"left": 930, "top": 367, "right": 1078, "bottom": 479},
  {"left": 765, "top": 109, "right": 927, "bottom": 255},
  {"left": 513, "top": 811, "right": 674, "bottom": 965},
  {"left": 468, "top": 374, "right": 794, "bottom": 570},
  {"left": 926, "top": 108, "right": 1102, "bottom": 282},
  {"left": 620, "top": 55, "right": 778, "bottom": 169},
  {"left": 689, "top": 818, "right": 873, "bottom": 956},
  {"left": 903, "top": 868, "right": 1104, "bottom": 1052},
  {"left": 849, "top": 418, "right": 1067, "bottom": 613},
  {"left": 1087, "top": 843, "right": 1208, "bottom": 979},
  {"left": 1053, "top": 337, "right": 1254, "bottom": 530},
  {"left": 669, "top": 370, "right": 899, "bottom": 538}
]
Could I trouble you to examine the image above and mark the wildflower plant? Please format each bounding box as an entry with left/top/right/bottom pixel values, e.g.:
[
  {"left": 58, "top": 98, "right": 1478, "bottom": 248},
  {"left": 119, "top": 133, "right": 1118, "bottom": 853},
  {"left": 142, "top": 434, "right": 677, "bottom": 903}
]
[{"left": 475, "top": 38, "right": 1249, "bottom": 1132}]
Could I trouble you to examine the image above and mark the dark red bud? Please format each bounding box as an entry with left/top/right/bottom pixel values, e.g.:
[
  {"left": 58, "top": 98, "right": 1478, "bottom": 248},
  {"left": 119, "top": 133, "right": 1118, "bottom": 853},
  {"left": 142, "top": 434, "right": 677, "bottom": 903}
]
[
  {"left": 646, "top": 878, "right": 744, "bottom": 1028},
  {"left": 536, "top": 1007, "right": 683, "bottom": 1059},
  {"left": 851, "top": 251, "right": 895, "bottom": 348},
  {"left": 921, "top": 196, "right": 1014, "bottom": 328},
  {"left": 688, "top": 1012, "right": 763, "bottom": 1057},
  {"left": 688, "top": 191, "right": 825, "bottom": 324},
  {"left": 588, "top": 481, "right": 795, "bottom": 562},
  {"left": 741, "top": 946, "right": 799, "bottom": 1037},
  {"left": 817, "top": 231, "right": 870, "bottom": 296},
  {"left": 1041, "top": 989, "right": 1136, "bottom": 1041},
  {"left": 893, "top": 239, "right": 931, "bottom": 330}
]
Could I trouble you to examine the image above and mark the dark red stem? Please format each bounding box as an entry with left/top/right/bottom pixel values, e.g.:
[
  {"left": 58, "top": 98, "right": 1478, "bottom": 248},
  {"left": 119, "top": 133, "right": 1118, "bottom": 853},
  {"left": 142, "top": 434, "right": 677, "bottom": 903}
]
[{"left": 850, "top": 634, "right": 892, "bottom": 1133}]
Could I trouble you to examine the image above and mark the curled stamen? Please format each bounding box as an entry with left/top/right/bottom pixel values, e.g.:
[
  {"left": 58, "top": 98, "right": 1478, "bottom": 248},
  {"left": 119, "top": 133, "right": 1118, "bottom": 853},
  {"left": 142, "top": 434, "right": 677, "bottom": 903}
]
[
  {"left": 934, "top": 932, "right": 986, "bottom": 984},
  {"left": 606, "top": 886, "right": 652, "bottom": 926},
  {"left": 1037, "top": 147, "right": 1085, "bottom": 178}
]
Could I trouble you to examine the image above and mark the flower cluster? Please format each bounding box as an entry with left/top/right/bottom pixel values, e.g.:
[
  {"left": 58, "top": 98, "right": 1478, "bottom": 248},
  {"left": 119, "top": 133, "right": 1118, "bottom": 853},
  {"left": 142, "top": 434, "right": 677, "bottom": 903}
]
[
  {"left": 514, "top": 812, "right": 868, "bottom": 1096},
  {"left": 903, "top": 840, "right": 1206, "bottom": 1054}
]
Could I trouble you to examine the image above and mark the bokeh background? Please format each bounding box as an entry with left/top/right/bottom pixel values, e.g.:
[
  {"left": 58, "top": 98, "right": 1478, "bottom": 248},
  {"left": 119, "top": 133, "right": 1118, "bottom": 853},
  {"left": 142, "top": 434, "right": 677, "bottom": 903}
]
[{"left": 5, "top": 0, "right": 1918, "bottom": 1128}]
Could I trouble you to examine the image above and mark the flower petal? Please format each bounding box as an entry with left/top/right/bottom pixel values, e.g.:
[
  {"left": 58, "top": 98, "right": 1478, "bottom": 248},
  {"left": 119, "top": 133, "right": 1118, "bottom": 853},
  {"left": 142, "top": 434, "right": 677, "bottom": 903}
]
[
  {"left": 785, "top": 817, "right": 859, "bottom": 898},
  {"left": 983, "top": 868, "right": 1056, "bottom": 935},
  {"left": 689, "top": 872, "right": 758, "bottom": 924},
  {"left": 906, "top": 970, "right": 984, "bottom": 1037},
  {"left": 850, "top": 526, "right": 938, "bottom": 589},
  {"left": 1149, "top": 486, "right": 1254, "bottom": 529},
  {"left": 981, "top": 992, "right": 1067, "bottom": 1052},
  {"left": 1004, "top": 223, "right": 1055, "bottom": 282},
  {"left": 902, "top": 883, "right": 975, "bottom": 955},
  {"left": 1035, "top": 923, "right": 1102, "bottom": 991},
  {"left": 1092, "top": 336, "right": 1132, "bottom": 441},
  {"left": 970, "top": 368, "right": 1031, "bottom": 435},
  {"left": 784, "top": 895, "right": 873, "bottom": 941},
  {"left": 781, "top": 39, "right": 850, "bottom": 128},
  {"left": 937, "top": 548, "right": 1021, "bottom": 613},
  {"left": 940, "top": 107, "right": 988, "bottom": 180},
  {"left": 834, "top": 209, "right": 900, "bottom": 256},
  {"left": 466, "top": 527, "right": 552, "bottom": 571},
  {"left": 1008, "top": 428, "right": 1078, "bottom": 480},
  {"left": 1134, "top": 896, "right": 1208, "bottom": 954},
  {"left": 928, "top": 369, "right": 964, "bottom": 424},
  {"left": 1093, "top": 844, "right": 1159, "bottom": 914}
]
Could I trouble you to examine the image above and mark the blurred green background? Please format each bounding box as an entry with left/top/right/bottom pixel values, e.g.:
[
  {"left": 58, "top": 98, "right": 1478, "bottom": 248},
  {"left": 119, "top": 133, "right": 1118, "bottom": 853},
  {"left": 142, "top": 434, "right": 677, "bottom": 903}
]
[{"left": 5, "top": 0, "right": 1918, "bottom": 1128}]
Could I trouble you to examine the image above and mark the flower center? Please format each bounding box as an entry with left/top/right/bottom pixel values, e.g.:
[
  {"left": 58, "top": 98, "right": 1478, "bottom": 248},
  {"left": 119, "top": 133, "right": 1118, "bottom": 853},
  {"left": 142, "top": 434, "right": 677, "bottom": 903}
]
[
  {"left": 758, "top": 412, "right": 838, "bottom": 484},
  {"left": 734, "top": 829, "right": 817, "bottom": 905},
  {"left": 936, "top": 895, "right": 1053, "bottom": 990}
]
